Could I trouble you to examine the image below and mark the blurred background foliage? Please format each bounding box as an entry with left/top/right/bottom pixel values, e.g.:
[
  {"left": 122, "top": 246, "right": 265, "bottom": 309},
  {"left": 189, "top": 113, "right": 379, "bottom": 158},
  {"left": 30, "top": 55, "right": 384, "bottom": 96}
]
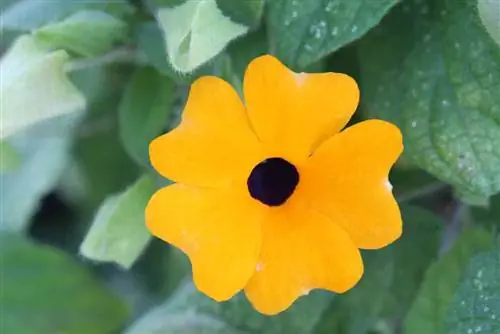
[{"left": 1, "top": 0, "right": 499, "bottom": 333}]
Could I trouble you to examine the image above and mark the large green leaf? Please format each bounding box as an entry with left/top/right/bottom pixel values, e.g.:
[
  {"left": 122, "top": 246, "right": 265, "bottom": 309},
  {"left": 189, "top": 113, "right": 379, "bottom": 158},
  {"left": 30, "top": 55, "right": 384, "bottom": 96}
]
[
  {"left": 266, "top": 0, "right": 398, "bottom": 69},
  {"left": 119, "top": 67, "right": 175, "bottom": 167},
  {"left": 1, "top": 35, "right": 86, "bottom": 139},
  {"left": 80, "top": 175, "right": 156, "bottom": 269},
  {"left": 126, "top": 281, "right": 333, "bottom": 334},
  {"left": 315, "top": 206, "right": 443, "bottom": 333},
  {"left": 403, "top": 228, "right": 494, "bottom": 334},
  {"left": 358, "top": 0, "right": 500, "bottom": 196},
  {"left": 0, "top": 0, "right": 133, "bottom": 31},
  {"left": 33, "top": 10, "right": 128, "bottom": 57},
  {"left": 0, "top": 233, "right": 129, "bottom": 333},
  {"left": 445, "top": 248, "right": 500, "bottom": 333}
]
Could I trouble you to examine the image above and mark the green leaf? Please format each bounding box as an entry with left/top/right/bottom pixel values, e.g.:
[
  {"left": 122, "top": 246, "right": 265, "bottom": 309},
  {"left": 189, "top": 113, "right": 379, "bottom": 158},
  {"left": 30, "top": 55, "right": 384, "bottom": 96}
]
[
  {"left": 119, "top": 67, "right": 175, "bottom": 167},
  {"left": 128, "top": 310, "right": 242, "bottom": 334},
  {"left": 358, "top": 0, "right": 500, "bottom": 196},
  {"left": 265, "top": 0, "right": 398, "bottom": 69},
  {"left": 0, "top": 233, "right": 129, "bottom": 333},
  {"left": 1, "top": 35, "right": 86, "bottom": 139},
  {"left": 445, "top": 249, "right": 500, "bottom": 333},
  {"left": 0, "top": 140, "right": 21, "bottom": 172},
  {"left": 1, "top": 0, "right": 134, "bottom": 31},
  {"left": 471, "top": 193, "right": 500, "bottom": 227},
  {"left": 56, "top": 158, "right": 89, "bottom": 206},
  {"left": 454, "top": 188, "right": 490, "bottom": 207},
  {"left": 155, "top": 0, "right": 251, "bottom": 73},
  {"left": 0, "top": 114, "right": 80, "bottom": 233},
  {"left": 69, "top": 63, "right": 111, "bottom": 104},
  {"left": 134, "top": 22, "right": 179, "bottom": 78},
  {"left": 478, "top": 0, "right": 500, "bottom": 46},
  {"left": 33, "top": 10, "right": 128, "bottom": 57},
  {"left": 403, "top": 228, "right": 494, "bottom": 334},
  {"left": 76, "top": 119, "right": 140, "bottom": 209},
  {"left": 80, "top": 175, "right": 156, "bottom": 269},
  {"left": 73, "top": 66, "right": 139, "bottom": 209},
  {"left": 134, "top": 22, "right": 227, "bottom": 84},
  {"left": 215, "top": 0, "right": 265, "bottom": 26},
  {"left": 126, "top": 281, "right": 333, "bottom": 334},
  {"left": 150, "top": 0, "right": 189, "bottom": 6},
  {"left": 315, "top": 205, "right": 443, "bottom": 333}
]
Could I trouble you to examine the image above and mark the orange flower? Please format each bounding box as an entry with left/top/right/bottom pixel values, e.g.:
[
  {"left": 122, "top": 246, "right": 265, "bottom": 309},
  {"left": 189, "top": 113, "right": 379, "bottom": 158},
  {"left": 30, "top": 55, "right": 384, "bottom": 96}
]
[{"left": 146, "top": 55, "right": 403, "bottom": 315}]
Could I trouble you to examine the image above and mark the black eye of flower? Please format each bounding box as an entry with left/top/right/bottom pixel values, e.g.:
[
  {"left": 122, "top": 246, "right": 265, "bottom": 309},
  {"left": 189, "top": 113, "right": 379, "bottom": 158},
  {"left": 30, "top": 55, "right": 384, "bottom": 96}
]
[{"left": 247, "top": 157, "right": 299, "bottom": 206}]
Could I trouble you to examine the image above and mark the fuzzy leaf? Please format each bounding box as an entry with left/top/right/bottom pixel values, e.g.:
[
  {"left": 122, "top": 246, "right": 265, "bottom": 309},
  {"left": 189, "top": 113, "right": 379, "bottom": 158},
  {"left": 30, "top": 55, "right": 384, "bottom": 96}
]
[
  {"left": 80, "top": 175, "right": 156, "bottom": 269},
  {"left": 1, "top": 35, "right": 85, "bottom": 139},
  {"left": 0, "top": 0, "right": 133, "bottom": 31},
  {"left": 134, "top": 22, "right": 230, "bottom": 84},
  {"left": 33, "top": 10, "right": 128, "bottom": 57},
  {"left": 155, "top": 0, "right": 250, "bottom": 73},
  {"left": 0, "top": 114, "right": 80, "bottom": 232}
]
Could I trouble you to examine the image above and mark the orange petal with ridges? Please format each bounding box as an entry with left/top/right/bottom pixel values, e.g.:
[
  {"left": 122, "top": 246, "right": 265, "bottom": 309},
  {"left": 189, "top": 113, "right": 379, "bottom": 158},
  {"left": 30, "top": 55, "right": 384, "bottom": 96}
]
[
  {"left": 243, "top": 55, "right": 359, "bottom": 161},
  {"left": 146, "top": 184, "right": 263, "bottom": 301},
  {"left": 244, "top": 198, "right": 363, "bottom": 315},
  {"left": 150, "top": 76, "right": 262, "bottom": 187},
  {"left": 300, "top": 119, "right": 403, "bottom": 249}
]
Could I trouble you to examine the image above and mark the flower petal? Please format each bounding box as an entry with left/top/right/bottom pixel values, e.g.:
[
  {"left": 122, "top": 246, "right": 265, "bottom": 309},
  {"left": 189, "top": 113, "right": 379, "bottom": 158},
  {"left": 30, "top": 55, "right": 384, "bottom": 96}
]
[
  {"left": 150, "top": 76, "right": 262, "bottom": 187},
  {"left": 243, "top": 55, "right": 359, "bottom": 160},
  {"left": 146, "top": 183, "right": 263, "bottom": 301},
  {"left": 244, "top": 199, "right": 363, "bottom": 315},
  {"left": 301, "top": 120, "right": 404, "bottom": 249}
]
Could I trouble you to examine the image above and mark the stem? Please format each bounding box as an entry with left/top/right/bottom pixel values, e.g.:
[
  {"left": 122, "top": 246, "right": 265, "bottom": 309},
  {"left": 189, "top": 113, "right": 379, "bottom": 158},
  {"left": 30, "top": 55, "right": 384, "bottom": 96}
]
[
  {"left": 396, "top": 182, "right": 448, "bottom": 203},
  {"left": 65, "top": 47, "right": 139, "bottom": 72},
  {"left": 439, "top": 201, "right": 467, "bottom": 255}
]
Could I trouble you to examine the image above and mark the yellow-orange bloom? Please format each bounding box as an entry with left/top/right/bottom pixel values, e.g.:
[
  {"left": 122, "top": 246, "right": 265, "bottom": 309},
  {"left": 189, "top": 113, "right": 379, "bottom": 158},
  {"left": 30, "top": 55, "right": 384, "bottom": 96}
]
[{"left": 146, "top": 55, "right": 403, "bottom": 315}]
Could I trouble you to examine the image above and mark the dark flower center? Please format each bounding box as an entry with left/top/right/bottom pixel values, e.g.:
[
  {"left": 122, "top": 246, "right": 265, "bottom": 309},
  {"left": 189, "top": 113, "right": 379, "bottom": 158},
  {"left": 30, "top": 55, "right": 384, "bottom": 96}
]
[{"left": 247, "top": 157, "right": 299, "bottom": 207}]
